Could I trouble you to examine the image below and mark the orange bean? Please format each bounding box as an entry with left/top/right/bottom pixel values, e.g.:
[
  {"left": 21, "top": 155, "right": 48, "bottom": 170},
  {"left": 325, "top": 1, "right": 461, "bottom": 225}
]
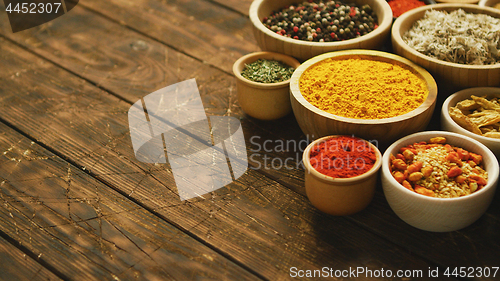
[
  {"left": 429, "top": 137, "right": 446, "bottom": 144},
  {"left": 403, "top": 149, "right": 414, "bottom": 161},
  {"left": 447, "top": 167, "right": 462, "bottom": 178},
  {"left": 446, "top": 152, "right": 463, "bottom": 167},
  {"left": 408, "top": 172, "right": 423, "bottom": 182},
  {"left": 455, "top": 175, "right": 466, "bottom": 184},
  {"left": 393, "top": 171, "right": 406, "bottom": 183},
  {"left": 414, "top": 185, "right": 435, "bottom": 197},
  {"left": 392, "top": 159, "right": 407, "bottom": 170},
  {"left": 455, "top": 148, "right": 470, "bottom": 161},
  {"left": 407, "top": 161, "right": 423, "bottom": 174},
  {"left": 402, "top": 180, "right": 414, "bottom": 191},
  {"left": 469, "top": 174, "right": 487, "bottom": 186},
  {"left": 421, "top": 166, "right": 433, "bottom": 177},
  {"left": 469, "top": 153, "right": 483, "bottom": 165}
]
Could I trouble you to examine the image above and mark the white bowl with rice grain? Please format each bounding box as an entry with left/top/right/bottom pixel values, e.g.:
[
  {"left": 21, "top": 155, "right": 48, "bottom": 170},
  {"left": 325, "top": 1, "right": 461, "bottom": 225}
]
[{"left": 381, "top": 131, "right": 499, "bottom": 232}]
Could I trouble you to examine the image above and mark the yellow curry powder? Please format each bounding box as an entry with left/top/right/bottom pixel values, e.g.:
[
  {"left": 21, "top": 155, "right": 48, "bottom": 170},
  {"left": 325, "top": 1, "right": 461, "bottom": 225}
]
[{"left": 299, "top": 58, "right": 428, "bottom": 119}]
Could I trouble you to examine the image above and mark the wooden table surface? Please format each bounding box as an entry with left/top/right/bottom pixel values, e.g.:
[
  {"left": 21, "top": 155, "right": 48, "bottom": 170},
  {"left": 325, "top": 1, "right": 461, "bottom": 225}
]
[{"left": 0, "top": 1, "right": 499, "bottom": 280}]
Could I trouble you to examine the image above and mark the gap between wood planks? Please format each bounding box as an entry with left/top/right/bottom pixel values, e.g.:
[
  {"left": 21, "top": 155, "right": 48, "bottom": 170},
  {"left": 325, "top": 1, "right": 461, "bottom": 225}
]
[{"left": 1, "top": 1, "right": 495, "bottom": 278}]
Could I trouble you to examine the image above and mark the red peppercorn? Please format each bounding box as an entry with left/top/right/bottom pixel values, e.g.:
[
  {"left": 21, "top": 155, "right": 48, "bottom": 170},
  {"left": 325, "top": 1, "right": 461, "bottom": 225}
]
[{"left": 293, "top": 26, "right": 299, "bottom": 32}]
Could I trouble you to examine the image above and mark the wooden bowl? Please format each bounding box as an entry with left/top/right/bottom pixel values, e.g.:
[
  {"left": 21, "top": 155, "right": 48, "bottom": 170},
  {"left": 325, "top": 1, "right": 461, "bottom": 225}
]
[
  {"left": 441, "top": 87, "right": 500, "bottom": 157},
  {"left": 479, "top": 0, "right": 500, "bottom": 8},
  {"left": 249, "top": 0, "right": 393, "bottom": 61},
  {"left": 233, "top": 51, "right": 300, "bottom": 120},
  {"left": 303, "top": 135, "right": 382, "bottom": 215},
  {"left": 392, "top": 4, "right": 500, "bottom": 89},
  {"left": 289, "top": 50, "right": 438, "bottom": 146},
  {"left": 381, "top": 131, "right": 499, "bottom": 232}
]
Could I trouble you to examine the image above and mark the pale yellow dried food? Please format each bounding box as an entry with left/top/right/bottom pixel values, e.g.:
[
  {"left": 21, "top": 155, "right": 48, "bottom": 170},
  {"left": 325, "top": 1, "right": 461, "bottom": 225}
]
[
  {"left": 449, "top": 107, "right": 482, "bottom": 135},
  {"left": 484, "top": 132, "right": 500, "bottom": 139},
  {"left": 456, "top": 99, "right": 480, "bottom": 111},
  {"left": 450, "top": 95, "right": 500, "bottom": 138},
  {"left": 471, "top": 96, "right": 500, "bottom": 112},
  {"left": 468, "top": 110, "right": 500, "bottom": 127}
]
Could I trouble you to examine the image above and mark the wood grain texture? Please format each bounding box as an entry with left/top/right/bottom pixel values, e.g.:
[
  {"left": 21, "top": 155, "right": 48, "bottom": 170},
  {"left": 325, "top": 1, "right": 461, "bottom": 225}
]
[
  {"left": 72, "top": 0, "right": 260, "bottom": 74},
  {"left": 0, "top": 0, "right": 498, "bottom": 279},
  {"left": 210, "top": 0, "right": 253, "bottom": 16},
  {"left": 0, "top": 125, "right": 259, "bottom": 280},
  {"left": 392, "top": 4, "right": 500, "bottom": 89},
  {"left": 0, "top": 24, "right": 442, "bottom": 281},
  {"left": 0, "top": 235, "right": 61, "bottom": 281},
  {"left": 249, "top": 0, "right": 393, "bottom": 61}
]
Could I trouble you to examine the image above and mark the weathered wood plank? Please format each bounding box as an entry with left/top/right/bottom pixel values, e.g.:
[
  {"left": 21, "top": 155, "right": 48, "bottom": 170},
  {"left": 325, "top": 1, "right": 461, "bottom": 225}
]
[
  {"left": 1, "top": 0, "right": 497, "bottom": 278},
  {"left": 72, "top": 0, "right": 260, "bottom": 74},
  {"left": 0, "top": 17, "right": 447, "bottom": 281},
  {"left": 209, "top": 0, "right": 253, "bottom": 16},
  {"left": 0, "top": 122, "right": 259, "bottom": 280},
  {"left": 0, "top": 234, "right": 62, "bottom": 281}
]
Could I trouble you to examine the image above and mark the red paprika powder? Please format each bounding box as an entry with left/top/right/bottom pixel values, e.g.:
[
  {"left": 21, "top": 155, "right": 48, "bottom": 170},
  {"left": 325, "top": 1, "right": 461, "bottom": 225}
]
[
  {"left": 388, "top": 0, "right": 426, "bottom": 18},
  {"left": 309, "top": 136, "right": 377, "bottom": 178}
]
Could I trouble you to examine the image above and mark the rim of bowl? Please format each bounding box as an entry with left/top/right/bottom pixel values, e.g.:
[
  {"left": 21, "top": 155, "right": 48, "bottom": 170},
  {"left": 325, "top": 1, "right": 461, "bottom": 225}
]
[
  {"left": 233, "top": 51, "right": 301, "bottom": 89},
  {"left": 442, "top": 87, "right": 500, "bottom": 143},
  {"left": 303, "top": 135, "right": 382, "bottom": 183},
  {"left": 290, "top": 49, "right": 438, "bottom": 124},
  {"left": 392, "top": 3, "right": 500, "bottom": 70},
  {"left": 382, "top": 131, "right": 500, "bottom": 201},
  {"left": 478, "top": 0, "right": 500, "bottom": 7},
  {"left": 249, "top": 0, "right": 393, "bottom": 47}
]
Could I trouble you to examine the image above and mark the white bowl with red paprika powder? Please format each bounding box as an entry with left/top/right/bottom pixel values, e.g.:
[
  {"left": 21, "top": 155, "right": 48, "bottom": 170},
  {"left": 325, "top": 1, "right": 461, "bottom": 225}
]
[
  {"left": 303, "top": 135, "right": 382, "bottom": 215},
  {"left": 381, "top": 131, "right": 499, "bottom": 232}
]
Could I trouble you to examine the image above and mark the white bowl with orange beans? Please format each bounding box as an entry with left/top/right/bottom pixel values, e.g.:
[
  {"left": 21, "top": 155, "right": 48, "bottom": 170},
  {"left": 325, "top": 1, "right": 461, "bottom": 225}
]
[{"left": 381, "top": 131, "right": 499, "bottom": 232}]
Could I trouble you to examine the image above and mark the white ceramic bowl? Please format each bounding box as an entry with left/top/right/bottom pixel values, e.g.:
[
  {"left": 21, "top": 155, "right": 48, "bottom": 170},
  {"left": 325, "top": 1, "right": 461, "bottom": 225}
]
[
  {"left": 233, "top": 51, "right": 300, "bottom": 120},
  {"left": 441, "top": 87, "right": 500, "bottom": 157},
  {"left": 392, "top": 4, "right": 500, "bottom": 88},
  {"left": 249, "top": 0, "right": 393, "bottom": 61},
  {"left": 290, "top": 49, "right": 438, "bottom": 145},
  {"left": 381, "top": 131, "right": 499, "bottom": 232},
  {"left": 303, "top": 135, "right": 382, "bottom": 215}
]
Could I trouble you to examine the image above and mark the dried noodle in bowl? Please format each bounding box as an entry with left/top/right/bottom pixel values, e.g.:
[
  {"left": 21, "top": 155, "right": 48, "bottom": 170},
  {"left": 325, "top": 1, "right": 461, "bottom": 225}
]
[{"left": 449, "top": 95, "right": 500, "bottom": 138}]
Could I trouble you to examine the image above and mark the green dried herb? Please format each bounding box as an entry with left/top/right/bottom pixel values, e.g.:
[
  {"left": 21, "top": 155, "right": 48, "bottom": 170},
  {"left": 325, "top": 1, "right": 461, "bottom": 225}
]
[{"left": 241, "top": 59, "right": 295, "bottom": 83}]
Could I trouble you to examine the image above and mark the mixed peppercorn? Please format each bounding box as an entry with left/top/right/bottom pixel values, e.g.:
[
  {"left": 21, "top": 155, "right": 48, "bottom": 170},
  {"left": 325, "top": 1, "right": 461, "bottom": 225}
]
[{"left": 262, "top": 0, "right": 379, "bottom": 42}]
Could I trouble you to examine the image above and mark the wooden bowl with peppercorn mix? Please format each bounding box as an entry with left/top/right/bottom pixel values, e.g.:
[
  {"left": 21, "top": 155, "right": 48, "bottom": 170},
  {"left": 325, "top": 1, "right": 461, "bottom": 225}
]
[
  {"left": 303, "top": 135, "right": 382, "bottom": 215},
  {"left": 233, "top": 51, "right": 300, "bottom": 120},
  {"left": 392, "top": 4, "right": 500, "bottom": 89},
  {"left": 441, "top": 87, "right": 500, "bottom": 157},
  {"left": 249, "top": 0, "right": 393, "bottom": 61},
  {"left": 289, "top": 49, "right": 438, "bottom": 146},
  {"left": 381, "top": 131, "right": 499, "bottom": 232}
]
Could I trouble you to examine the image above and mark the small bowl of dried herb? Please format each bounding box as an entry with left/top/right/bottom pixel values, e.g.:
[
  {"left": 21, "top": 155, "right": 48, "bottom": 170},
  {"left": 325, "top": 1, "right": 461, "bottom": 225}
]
[
  {"left": 233, "top": 51, "right": 300, "bottom": 120},
  {"left": 392, "top": 4, "right": 500, "bottom": 89}
]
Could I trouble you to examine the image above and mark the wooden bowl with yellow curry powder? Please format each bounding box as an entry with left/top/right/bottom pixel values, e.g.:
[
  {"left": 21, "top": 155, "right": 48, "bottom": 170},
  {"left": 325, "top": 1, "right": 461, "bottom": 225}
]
[{"left": 289, "top": 50, "right": 438, "bottom": 145}]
